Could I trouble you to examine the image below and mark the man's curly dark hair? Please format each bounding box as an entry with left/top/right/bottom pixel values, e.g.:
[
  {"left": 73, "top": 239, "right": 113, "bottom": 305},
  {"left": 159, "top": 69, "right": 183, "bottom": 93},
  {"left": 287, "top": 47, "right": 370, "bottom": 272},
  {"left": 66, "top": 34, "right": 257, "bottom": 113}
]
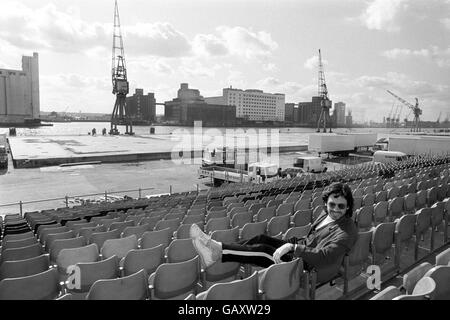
[{"left": 321, "top": 182, "right": 354, "bottom": 218}]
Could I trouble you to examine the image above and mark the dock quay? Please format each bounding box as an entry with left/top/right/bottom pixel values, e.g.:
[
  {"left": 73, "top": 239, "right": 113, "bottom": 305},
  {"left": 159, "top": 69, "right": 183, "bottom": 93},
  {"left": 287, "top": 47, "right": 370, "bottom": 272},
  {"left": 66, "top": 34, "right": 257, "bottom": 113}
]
[{"left": 8, "top": 135, "right": 308, "bottom": 168}]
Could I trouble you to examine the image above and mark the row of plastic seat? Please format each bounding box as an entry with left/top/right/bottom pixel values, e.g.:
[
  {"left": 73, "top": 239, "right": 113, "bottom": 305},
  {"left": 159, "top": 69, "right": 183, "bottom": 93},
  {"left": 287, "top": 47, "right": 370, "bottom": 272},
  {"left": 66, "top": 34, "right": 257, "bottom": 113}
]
[{"left": 370, "top": 246, "right": 450, "bottom": 299}]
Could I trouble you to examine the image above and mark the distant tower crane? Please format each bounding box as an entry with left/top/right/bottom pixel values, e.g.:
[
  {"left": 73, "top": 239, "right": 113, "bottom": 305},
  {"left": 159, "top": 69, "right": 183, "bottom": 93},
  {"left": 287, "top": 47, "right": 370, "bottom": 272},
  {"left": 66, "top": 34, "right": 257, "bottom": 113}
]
[
  {"left": 386, "top": 90, "right": 422, "bottom": 132},
  {"left": 316, "top": 49, "right": 332, "bottom": 133},
  {"left": 386, "top": 101, "right": 395, "bottom": 128},
  {"left": 110, "top": 0, "right": 133, "bottom": 135}
]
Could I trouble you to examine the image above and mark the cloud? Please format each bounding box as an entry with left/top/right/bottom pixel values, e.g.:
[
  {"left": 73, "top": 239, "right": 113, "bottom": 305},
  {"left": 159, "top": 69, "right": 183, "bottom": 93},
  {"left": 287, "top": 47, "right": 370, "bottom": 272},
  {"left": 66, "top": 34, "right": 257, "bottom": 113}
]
[
  {"left": 0, "top": 2, "right": 192, "bottom": 58},
  {"left": 217, "top": 26, "right": 278, "bottom": 59},
  {"left": 262, "top": 63, "right": 279, "bottom": 72},
  {"left": 192, "top": 34, "right": 229, "bottom": 56},
  {"left": 355, "top": 72, "right": 445, "bottom": 96},
  {"left": 360, "top": 0, "right": 407, "bottom": 31},
  {"left": 382, "top": 46, "right": 450, "bottom": 67},
  {"left": 304, "top": 54, "right": 328, "bottom": 70},
  {"left": 0, "top": 3, "right": 110, "bottom": 53},
  {"left": 442, "top": 18, "right": 450, "bottom": 30},
  {"left": 256, "top": 77, "right": 316, "bottom": 102},
  {"left": 124, "top": 23, "right": 192, "bottom": 57}
]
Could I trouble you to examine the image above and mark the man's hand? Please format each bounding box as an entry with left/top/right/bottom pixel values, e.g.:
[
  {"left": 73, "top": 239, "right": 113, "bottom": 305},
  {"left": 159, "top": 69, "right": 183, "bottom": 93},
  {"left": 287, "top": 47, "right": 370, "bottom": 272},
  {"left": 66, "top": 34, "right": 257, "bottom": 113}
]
[{"left": 273, "top": 243, "right": 294, "bottom": 264}]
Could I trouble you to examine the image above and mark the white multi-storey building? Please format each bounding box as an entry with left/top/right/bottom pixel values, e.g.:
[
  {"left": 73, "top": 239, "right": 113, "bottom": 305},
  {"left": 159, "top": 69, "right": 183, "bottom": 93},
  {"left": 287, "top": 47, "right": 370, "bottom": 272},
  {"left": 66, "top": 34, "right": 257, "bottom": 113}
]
[
  {"left": 0, "top": 52, "right": 40, "bottom": 124},
  {"left": 206, "top": 87, "right": 285, "bottom": 122}
]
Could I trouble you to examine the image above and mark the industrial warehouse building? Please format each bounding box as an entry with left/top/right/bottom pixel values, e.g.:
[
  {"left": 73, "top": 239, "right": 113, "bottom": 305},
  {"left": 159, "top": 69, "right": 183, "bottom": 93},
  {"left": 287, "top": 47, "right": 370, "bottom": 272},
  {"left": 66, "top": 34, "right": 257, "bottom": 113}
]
[{"left": 0, "top": 53, "right": 40, "bottom": 125}]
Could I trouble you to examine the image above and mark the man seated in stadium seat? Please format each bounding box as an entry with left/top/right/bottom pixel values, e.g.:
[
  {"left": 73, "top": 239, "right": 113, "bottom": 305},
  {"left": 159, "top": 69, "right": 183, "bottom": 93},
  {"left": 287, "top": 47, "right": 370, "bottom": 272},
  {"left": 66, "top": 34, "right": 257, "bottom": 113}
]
[{"left": 190, "top": 182, "right": 358, "bottom": 272}]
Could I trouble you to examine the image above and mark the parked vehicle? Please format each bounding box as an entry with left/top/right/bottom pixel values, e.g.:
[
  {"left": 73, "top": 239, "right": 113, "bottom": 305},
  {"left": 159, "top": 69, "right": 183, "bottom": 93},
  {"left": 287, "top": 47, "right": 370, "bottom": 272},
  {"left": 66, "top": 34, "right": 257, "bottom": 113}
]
[
  {"left": 293, "top": 155, "right": 327, "bottom": 173},
  {"left": 373, "top": 151, "right": 408, "bottom": 164}
]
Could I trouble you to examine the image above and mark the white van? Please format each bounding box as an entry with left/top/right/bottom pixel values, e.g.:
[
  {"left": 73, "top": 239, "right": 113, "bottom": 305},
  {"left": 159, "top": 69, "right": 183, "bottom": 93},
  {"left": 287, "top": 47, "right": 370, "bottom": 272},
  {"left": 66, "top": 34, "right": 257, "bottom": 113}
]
[{"left": 373, "top": 151, "right": 408, "bottom": 164}]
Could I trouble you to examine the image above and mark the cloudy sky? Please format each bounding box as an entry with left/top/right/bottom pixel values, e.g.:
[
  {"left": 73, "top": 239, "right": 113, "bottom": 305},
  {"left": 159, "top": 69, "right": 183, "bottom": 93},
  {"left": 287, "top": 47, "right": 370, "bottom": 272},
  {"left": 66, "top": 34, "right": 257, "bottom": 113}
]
[{"left": 0, "top": 0, "right": 448, "bottom": 122}]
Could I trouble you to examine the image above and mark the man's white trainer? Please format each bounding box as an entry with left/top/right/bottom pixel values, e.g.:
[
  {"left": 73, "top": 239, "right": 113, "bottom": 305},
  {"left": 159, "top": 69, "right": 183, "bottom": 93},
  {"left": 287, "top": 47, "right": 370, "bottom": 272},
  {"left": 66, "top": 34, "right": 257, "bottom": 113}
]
[{"left": 190, "top": 224, "right": 222, "bottom": 268}]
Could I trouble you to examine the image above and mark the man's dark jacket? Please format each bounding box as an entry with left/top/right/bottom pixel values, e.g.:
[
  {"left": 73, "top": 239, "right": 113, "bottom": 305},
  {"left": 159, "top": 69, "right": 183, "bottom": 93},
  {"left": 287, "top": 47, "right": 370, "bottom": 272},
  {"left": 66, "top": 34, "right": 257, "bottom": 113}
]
[{"left": 293, "top": 210, "right": 358, "bottom": 270}]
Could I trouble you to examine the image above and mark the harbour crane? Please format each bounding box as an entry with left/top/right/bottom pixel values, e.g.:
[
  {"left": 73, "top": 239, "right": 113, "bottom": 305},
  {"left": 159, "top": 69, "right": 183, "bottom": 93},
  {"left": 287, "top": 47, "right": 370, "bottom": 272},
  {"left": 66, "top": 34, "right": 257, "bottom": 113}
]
[
  {"left": 316, "top": 49, "right": 332, "bottom": 133},
  {"left": 386, "top": 90, "right": 422, "bottom": 132},
  {"left": 386, "top": 101, "right": 395, "bottom": 128},
  {"left": 110, "top": 0, "right": 133, "bottom": 135}
]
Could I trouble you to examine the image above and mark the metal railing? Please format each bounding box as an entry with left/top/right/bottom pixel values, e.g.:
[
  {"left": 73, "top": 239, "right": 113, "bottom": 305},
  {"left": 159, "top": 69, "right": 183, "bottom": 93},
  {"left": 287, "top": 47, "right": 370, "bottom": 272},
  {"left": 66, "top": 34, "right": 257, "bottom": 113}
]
[{"left": 0, "top": 184, "right": 202, "bottom": 217}]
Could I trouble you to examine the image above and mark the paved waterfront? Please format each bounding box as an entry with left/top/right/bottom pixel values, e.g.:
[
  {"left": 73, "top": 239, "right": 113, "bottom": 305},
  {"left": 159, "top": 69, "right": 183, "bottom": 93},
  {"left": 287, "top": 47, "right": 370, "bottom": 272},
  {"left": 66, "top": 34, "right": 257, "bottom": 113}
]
[
  {"left": 1, "top": 152, "right": 335, "bottom": 215},
  {"left": 8, "top": 130, "right": 309, "bottom": 167}
]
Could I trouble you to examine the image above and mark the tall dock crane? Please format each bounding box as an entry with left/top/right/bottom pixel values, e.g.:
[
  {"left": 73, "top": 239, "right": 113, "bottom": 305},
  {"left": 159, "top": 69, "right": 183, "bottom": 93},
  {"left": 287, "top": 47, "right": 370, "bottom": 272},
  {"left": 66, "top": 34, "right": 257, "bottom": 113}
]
[
  {"left": 386, "top": 101, "right": 395, "bottom": 127},
  {"left": 386, "top": 90, "right": 422, "bottom": 132},
  {"left": 316, "top": 49, "right": 332, "bottom": 133},
  {"left": 110, "top": 0, "right": 133, "bottom": 135}
]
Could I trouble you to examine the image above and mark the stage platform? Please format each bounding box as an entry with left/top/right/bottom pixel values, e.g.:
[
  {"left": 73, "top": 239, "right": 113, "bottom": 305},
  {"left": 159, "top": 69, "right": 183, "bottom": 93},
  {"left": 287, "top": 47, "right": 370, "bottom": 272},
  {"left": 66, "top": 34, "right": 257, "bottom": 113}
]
[{"left": 8, "top": 134, "right": 308, "bottom": 168}]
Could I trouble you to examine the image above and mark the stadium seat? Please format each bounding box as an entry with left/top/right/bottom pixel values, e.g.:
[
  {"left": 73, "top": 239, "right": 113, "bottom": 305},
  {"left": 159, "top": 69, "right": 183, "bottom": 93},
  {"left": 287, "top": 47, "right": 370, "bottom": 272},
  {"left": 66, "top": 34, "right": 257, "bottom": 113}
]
[
  {"left": 182, "top": 214, "right": 204, "bottom": 225},
  {"left": 362, "top": 193, "right": 375, "bottom": 207},
  {"left": 403, "top": 193, "right": 416, "bottom": 214},
  {"left": 56, "top": 243, "right": 99, "bottom": 274},
  {"left": 258, "top": 258, "right": 303, "bottom": 300},
  {"left": 87, "top": 269, "right": 149, "bottom": 300},
  {"left": 65, "top": 255, "right": 119, "bottom": 299},
  {"left": 49, "top": 237, "right": 86, "bottom": 264},
  {"left": 100, "top": 217, "right": 124, "bottom": 230},
  {"left": 174, "top": 222, "right": 204, "bottom": 240},
  {"left": 166, "top": 238, "right": 197, "bottom": 263},
  {"left": 240, "top": 221, "right": 267, "bottom": 241},
  {"left": 393, "top": 276, "right": 436, "bottom": 300},
  {"left": 39, "top": 226, "right": 70, "bottom": 245},
  {"left": 154, "top": 218, "right": 180, "bottom": 236},
  {"left": 66, "top": 219, "right": 87, "bottom": 229},
  {"left": 1, "top": 242, "right": 43, "bottom": 263},
  {"left": 370, "top": 286, "right": 401, "bottom": 300},
  {"left": 414, "top": 208, "right": 432, "bottom": 261},
  {"left": 388, "top": 197, "right": 404, "bottom": 222},
  {"left": 436, "top": 247, "right": 450, "bottom": 266},
  {"left": 423, "top": 265, "right": 450, "bottom": 299},
  {"left": 1, "top": 237, "right": 37, "bottom": 252},
  {"left": 355, "top": 206, "right": 374, "bottom": 231},
  {"left": 121, "top": 223, "right": 151, "bottom": 239},
  {"left": 267, "top": 215, "right": 290, "bottom": 237},
  {"left": 109, "top": 220, "right": 135, "bottom": 234},
  {"left": 122, "top": 245, "right": 165, "bottom": 277},
  {"left": 415, "top": 190, "right": 427, "bottom": 209},
  {"left": 89, "top": 229, "right": 121, "bottom": 250},
  {"left": 371, "top": 222, "right": 395, "bottom": 266},
  {"left": 402, "top": 262, "right": 433, "bottom": 295},
  {"left": 140, "top": 228, "right": 172, "bottom": 250},
  {"left": 202, "top": 227, "right": 241, "bottom": 287},
  {"left": 0, "top": 268, "right": 60, "bottom": 300},
  {"left": 45, "top": 230, "right": 76, "bottom": 251},
  {"left": 373, "top": 201, "right": 388, "bottom": 225},
  {"left": 292, "top": 210, "right": 312, "bottom": 227},
  {"left": 430, "top": 202, "right": 445, "bottom": 251},
  {"left": 37, "top": 223, "right": 62, "bottom": 238},
  {"left": 196, "top": 271, "right": 259, "bottom": 300},
  {"left": 276, "top": 203, "right": 294, "bottom": 216},
  {"left": 394, "top": 214, "right": 416, "bottom": 268},
  {"left": 294, "top": 199, "right": 310, "bottom": 211},
  {"left": 375, "top": 191, "right": 387, "bottom": 203},
  {"left": 101, "top": 235, "right": 138, "bottom": 260},
  {"left": 0, "top": 254, "right": 50, "bottom": 281},
  {"left": 283, "top": 224, "right": 311, "bottom": 241},
  {"left": 426, "top": 187, "right": 438, "bottom": 208},
  {"left": 149, "top": 256, "right": 201, "bottom": 300},
  {"left": 78, "top": 225, "right": 107, "bottom": 243},
  {"left": 312, "top": 206, "right": 323, "bottom": 222},
  {"left": 205, "top": 216, "right": 231, "bottom": 234}
]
